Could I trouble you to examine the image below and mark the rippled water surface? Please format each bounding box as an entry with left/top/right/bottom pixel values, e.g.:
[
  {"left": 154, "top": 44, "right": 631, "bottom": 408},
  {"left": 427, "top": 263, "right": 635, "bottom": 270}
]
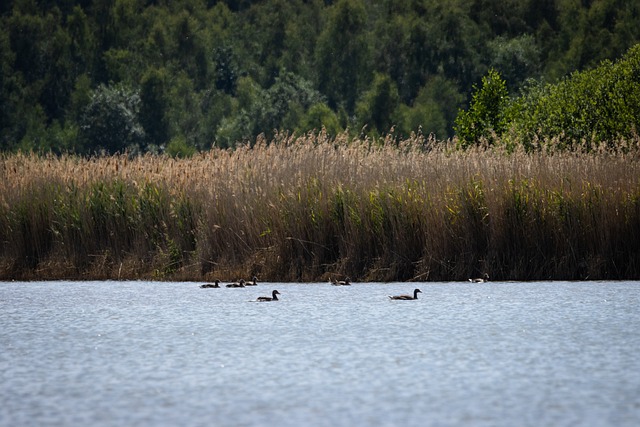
[{"left": 1, "top": 280, "right": 640, "bottom": 426}]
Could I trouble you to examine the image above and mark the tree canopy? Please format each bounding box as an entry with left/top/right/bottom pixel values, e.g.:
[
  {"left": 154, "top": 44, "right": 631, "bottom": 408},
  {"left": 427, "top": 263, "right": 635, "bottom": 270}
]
[{"left": 1, "top": 0, "right": 639, "bottom": 154}]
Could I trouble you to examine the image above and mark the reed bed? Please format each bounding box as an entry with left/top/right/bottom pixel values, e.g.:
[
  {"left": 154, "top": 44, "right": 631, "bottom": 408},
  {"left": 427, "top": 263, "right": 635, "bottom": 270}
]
[{"left": 2, "top": 132, "right": 640, "bottom": 281}]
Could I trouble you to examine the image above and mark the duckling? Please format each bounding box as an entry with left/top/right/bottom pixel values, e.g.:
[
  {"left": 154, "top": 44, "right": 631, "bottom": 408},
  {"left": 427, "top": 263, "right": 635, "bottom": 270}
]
[
  {"left": 389, "top": 288, "right": 422, "bottom": 300},
  {"left": 256, "top": 290, "right": 280, "bottom": 302},
  {"left": 226, "top": 279, "right": 246, "bottom": 288},
  {"left": 200, "top": 279, "right": 220, "bottom": 288},
  {"left": 469, "top": 273, "right": 490, "bottom": 283},
  {"left": 331, "top": 277, "right": 351, "bottom": 286},
  {"left": 244, "top": 276, "right": 258, "bottom": 286}
]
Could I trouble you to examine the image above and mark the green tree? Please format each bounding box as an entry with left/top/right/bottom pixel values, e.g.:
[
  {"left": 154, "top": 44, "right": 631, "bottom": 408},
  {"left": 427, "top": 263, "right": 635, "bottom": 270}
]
[
  {"left": 238, "top": 0, "right": 292, "bottom": 85},
  {"left": 355, "top": 73, "right": 400, "bottom": 135},
  {"left": 255, "top": 71, "right": 325, "bottom": 137},
  {"left": 7, "top": 7, "right": 75, "bottom": 122},
  {"left": 213, "top": 45, "right": 238, "bottom": 95},
  {"left": 0, "top": 25, "right": 17, "bottom": 150},
  {"left": 396, "top": 101, "right": 447, "bottom": 139},
  {"left": 165, "top": 135, "right": 196, "bottom": 158},
  {"left": 89, "top": 0, "right": 117, "bottom": 84},
  {"left": 298, "top": 103, "right": 342, "bottom": 136},
  {"left": 140, "top": 68, "right": 170, "bottom": 150},
  {"left": 66, "top": 6, "right": 96, "bottom": 77},
  {"left": 470, "top": 0, "right": 530, "bottom": 36},
  {"left": 425, "top": 0, "right": 485, "bottom": 92},
  {"left": 397, "top": 76, "right": 464, "bottom": 139},
  {"left": 2, "top": 0, "right": 640, "bottom": 154},
  {"left": 455, "top": 69, "right": 510, "bottom": 148},
  {"left": 510, "top": 43, "right": 640, "bottom": 148},
  {"left": 173, "top": 11, "right": 208, "bottom": 89},
  {"left": 315, "top": 0, "right": 371, "bottom": 113},
  {"left": 488, "top": 34, "right": 541, "bottom": 92},
  {"left": 78, "top": 84, "right": 145, "bottom": 154}
]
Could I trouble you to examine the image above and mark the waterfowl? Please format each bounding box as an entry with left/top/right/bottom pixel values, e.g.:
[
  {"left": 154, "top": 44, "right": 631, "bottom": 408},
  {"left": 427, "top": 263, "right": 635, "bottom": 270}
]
[
  {"left": 244, "top": 276, "right": 258, "bottom": 286},
  {"left": 226, "top": 279, "right": 246, "bottom": 288},
  {"left": 389, "top": 288, "right": 422, "bottom": 300},
  {"left": 200, "top": 280, "right": 220, "bottom": 288},
  {"left": 469, "top": 273, "right": 490, "bottom": 283},
  {"left": 256, "top": 290, "right": 280, "bottom": 302},
  {"left": 331, "top": 277, "right": 351, "bottom": 286}
]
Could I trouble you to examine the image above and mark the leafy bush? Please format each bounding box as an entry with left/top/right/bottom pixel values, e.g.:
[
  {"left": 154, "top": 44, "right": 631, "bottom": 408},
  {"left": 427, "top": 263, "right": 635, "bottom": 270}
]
[
  {"left": 456, "top": 43, "right": 640, "bottom": 151},
  {"left": 511, "top": 43, "right": 640, "bottom": 148},
  {"left": 454, "top": 69, "right": 510, "bottom": 148}
]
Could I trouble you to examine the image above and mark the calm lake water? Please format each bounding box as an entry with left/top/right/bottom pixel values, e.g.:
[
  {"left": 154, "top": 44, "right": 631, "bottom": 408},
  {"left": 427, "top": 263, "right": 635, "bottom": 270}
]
[{"left": 1, "top": 280, "right": 639, "bottom": 427}]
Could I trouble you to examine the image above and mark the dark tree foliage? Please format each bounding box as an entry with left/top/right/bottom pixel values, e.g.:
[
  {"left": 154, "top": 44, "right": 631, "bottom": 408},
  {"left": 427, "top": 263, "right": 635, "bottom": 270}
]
[
  {"left": 213, "top": 45, "right": 238, "bottom": 95},
  {"left": 79, "top": 84, "right": 145, "bottom": 154},
  {"left": 315, "top": 0, "right": 370, "bottom": 114},
  {"left": 1, "top": 0, "right": 640, "bottom": 153},
  {"left": 140, "top": 68, "right": 170, "bottom": 149}
]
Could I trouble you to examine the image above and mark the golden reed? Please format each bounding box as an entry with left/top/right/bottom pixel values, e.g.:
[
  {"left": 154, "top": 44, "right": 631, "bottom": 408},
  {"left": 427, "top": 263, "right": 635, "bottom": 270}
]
[{"left": 2, "top": 131, "right": 640, "bottom": 281}]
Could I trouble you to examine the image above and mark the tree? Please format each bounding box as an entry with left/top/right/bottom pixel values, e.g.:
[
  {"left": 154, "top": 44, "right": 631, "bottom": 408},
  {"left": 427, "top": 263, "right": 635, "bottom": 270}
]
[
  {"left": 315, "top": 0, "right": 371, "bottom": 114},
  {"left": 79, "top": 84, "right": 145, "bottom": 154},
  {"left": 213, "top": 44, "right": 238, "bottom": 95},
  {"left": 0, "top": 26, "right": 17, "bottom": 150},
  {"left": 510, "top": 43, "right": 640, "bottom": 148},
  {"left": 396, "top": 76, "right": 464, "bottom": 139},
  {"left": 255, "top": 71, "right": 325, "bottom": 136},
  {"left": 298, "top": 103, "right": 342, "bottom": 136},
  {"left": 425, "top": 0, "right": 485, "bottom": 92},
  {"left": 488, "top": 34, "right": 541, "bottom": 92},
  {"left": 140, "top": 68, "right": 169, "bottom": 149},
  {"left": 355, "top": 73, "right": 400, "bottom": 135},
  {"left": 454, "top": 69, "right": 509, "bottom": 148}
]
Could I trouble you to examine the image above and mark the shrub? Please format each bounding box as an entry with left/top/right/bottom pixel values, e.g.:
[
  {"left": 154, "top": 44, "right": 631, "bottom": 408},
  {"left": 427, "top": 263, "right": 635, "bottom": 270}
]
[
  {"left": 454, "top": 69, "right": 510, "bottom": 148},
  {"left": 513, "top": 43, "right": 640, "bottom": 148}
]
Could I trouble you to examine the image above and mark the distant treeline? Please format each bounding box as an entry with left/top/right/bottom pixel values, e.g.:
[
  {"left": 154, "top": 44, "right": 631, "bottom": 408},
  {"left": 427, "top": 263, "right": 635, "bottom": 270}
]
[
  {"left": 2, "top": 135, "right": 640, "bottom": 282},
  {"left": 1, "top": 0, "right": 640, "bottom": 154}
]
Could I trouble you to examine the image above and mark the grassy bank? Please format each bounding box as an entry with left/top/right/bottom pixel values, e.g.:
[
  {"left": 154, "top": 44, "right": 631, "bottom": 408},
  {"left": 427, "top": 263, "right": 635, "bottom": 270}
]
[{"left": 2, "top": 132, "right": 640, "bottom": 282}]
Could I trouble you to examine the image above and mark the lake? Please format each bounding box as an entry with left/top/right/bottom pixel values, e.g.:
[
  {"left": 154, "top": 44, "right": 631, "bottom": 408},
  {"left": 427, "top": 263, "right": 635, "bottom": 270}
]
[{"left": 1, "top": 280, "right": 639, "bottom": 426}]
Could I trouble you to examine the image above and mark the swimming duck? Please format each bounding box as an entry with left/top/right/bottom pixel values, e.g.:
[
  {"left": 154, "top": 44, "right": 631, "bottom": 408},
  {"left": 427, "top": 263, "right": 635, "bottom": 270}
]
[
  {"left": 331, "top": 277, "right": 351, "bottom": 286},
  {"left": 256, "top": 290, "right": 280, "bottom": 302},
  {"left": 226, "top": 279, "right": 246, "bottom": 288},
  {"left": 389, "top": 288, "right": 422, "bottom": 300},
  {"left": 244, "top": 276, "right": 258, "bottom": 286},
  {"left": 200, "top": 280, "right": 220, "bottom": 288},
  {"left": 469, "top": 273, "right": 490, "bottom": 283}
]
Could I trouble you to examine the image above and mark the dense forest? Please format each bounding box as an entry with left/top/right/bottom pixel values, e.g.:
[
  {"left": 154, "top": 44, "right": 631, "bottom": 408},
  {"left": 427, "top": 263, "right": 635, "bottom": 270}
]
[{"left": 2, "top": 0, "right": 640, "bottom": 155}]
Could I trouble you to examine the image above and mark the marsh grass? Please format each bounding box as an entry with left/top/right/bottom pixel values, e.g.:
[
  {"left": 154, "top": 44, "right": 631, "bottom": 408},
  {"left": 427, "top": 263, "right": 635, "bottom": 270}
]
[{"left": 2, "top": 132, "right": 640, "bottom": 281}]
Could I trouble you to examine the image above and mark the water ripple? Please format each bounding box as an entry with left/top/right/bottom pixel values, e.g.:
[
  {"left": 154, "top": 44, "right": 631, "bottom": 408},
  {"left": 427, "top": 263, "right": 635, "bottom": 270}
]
[{"left": 1, "top": 280, "right": 639, "bottom": 426}]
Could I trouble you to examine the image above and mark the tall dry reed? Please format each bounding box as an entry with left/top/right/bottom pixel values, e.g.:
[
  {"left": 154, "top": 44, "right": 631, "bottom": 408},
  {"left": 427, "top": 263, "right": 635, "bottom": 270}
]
[{"left": 2, "top": 132, "right": 640, "bottom": 281}]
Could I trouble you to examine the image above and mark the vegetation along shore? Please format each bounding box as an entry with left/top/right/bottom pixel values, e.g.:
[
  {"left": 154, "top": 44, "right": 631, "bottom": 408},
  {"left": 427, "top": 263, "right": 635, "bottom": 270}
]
[
  {"left": 2, "top": 132, "right": 640, "bottom": 282},
  {"left": 3, "top": 2, "right": 640, "bottom": 282}
]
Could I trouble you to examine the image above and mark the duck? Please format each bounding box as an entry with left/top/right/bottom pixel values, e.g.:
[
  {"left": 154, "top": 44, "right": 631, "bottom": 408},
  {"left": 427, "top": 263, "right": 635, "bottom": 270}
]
[
  {"left": 389, "top": 288, "right": 422, "bottom": 300},
  {"left": 226, "top": 279, "right": 246, "bottom": 288},
  {"left": 244, "top": 276, "right": 258, "bottom": 286},
  {"left": 256, "top": 290, "right": 280, "bottom": 302},
  {"left": 469, "top": 273, "right": 490, "bottom": 283},
  {"left": 200, "top": 280, "right": 220, "bottom": 288},
  {"left": 331, "top": 277, "right": 351, "bottom": 286}
]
